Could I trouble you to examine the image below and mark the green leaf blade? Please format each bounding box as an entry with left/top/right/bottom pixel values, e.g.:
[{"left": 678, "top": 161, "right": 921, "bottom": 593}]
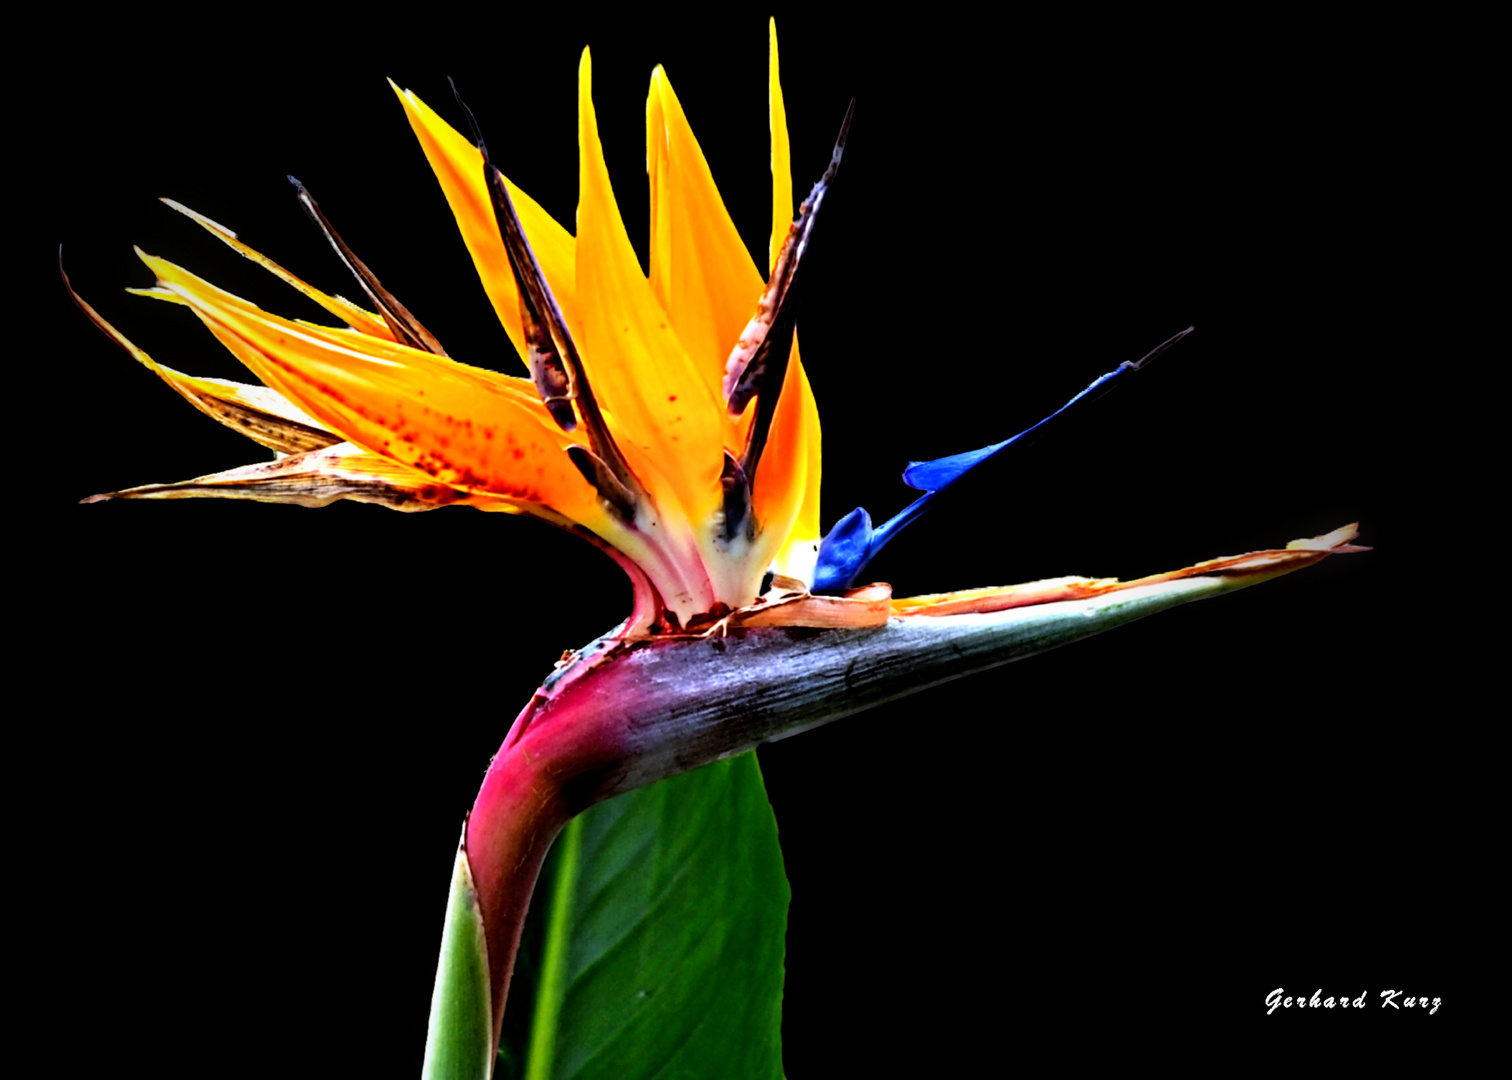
[{"left": 515, "top": 752, "right": 788, "bottom": 1080}]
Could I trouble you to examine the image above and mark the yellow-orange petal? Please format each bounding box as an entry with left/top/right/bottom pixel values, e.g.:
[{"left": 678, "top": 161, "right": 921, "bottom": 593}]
[
  {"left": 646, "top": 64, "right": 765, "bottom": 424},
  {"left": 575, "top": 49, "right": 724, "bottom": 522},
  {"left": 769, "top": 17, "right": 794, "bottom": 276},
  {"left": 767, "top": 21, "right": 821, "bottom": 572},
  {"left": 62, "top": 263, "right": 339, "bottom": 455},
  {"left": 140, "top": 250, "right": 608, "bottom": 526},
  {"left": 159, "top": 199, "right": 397, "bottom": 341},
  {"left": 390, "top": 81, "right": 579, "bottom": 368},
  {"left": 746, "top": 336, "right": 809, "bottom": 556},
  {"left": 772, "top": 351, "right": 823, "bottom": 580}
]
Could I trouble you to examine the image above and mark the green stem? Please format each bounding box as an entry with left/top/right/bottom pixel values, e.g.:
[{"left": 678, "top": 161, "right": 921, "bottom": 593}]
[{"left": 422, "top": 833, "right": 495, "bottom": 1080}]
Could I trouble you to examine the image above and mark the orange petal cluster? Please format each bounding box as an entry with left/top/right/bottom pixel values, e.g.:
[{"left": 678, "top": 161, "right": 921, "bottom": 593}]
[{"left": 78, "top": 21, "right": 822, "bottom": 629}]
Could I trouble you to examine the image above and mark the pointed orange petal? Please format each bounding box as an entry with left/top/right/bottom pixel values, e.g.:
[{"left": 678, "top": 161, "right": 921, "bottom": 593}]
[
  {"left": 63, "top": 263, "right": 338, "bottom": 455},
  {"left": 575, "top": 49, "right": 723, "bottom": 522},
  {"left": 646, "top": 65, "right": 765, "bottom": 415},
  {"left": 769, "top": 18, "right": 794, "bottom": 276},
  {"left": 390, "top": 81, "right": 578, "bottom": 368},
  {"left": 159, "top": 199, "right": 396, "bottom": 341},
  {"left": 747, "top": 336, "right": 809, "bottom": 561},
  {"left": 140, "top": 251, "right": 607, "bottom": 526},
  {"left": 767, "top": 22, "right": 821, "bottom": 575},
  {"left": 770, "top": 349, "right": 823, "bottom": 581},
  {"left": 83, "top": 441, "right": 493, "bottom": 512}
]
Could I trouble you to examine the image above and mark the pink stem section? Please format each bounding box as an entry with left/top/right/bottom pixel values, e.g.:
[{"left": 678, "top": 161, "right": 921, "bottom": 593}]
[
  {"left": 463, "top": 658, "right": 638, "bottom": 1054},
  {"left": 461, "top": 705, "right": 567, "bottom": 1054}
]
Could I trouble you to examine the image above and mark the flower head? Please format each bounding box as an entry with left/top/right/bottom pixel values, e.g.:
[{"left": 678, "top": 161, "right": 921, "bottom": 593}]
[
  {"left": 72, "top": 22, "right": 825, "bottom": 633},
  {"left": 69, "top": 23, "right": 1363, "bottom": 643}
]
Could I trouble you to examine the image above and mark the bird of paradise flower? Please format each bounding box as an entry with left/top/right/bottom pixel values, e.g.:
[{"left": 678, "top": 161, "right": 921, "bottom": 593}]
[{"left": 64, "top": 21, "right": 1365, "bottom": 1078}]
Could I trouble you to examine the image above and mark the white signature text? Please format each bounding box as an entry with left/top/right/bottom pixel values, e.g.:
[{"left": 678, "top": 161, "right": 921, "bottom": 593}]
[{"left": 1265, "top": 988, "right": 1441, "bottom": 1015}]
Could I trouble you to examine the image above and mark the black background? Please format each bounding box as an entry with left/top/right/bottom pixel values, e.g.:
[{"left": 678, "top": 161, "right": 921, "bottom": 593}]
[{"left": 30, "top": 8, "right": 1479, "bottom": 1075}]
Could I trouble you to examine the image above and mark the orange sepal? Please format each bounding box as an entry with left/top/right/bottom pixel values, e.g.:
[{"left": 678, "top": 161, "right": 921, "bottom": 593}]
[
  {"left": 646, "top": 64, "right": 765, "bottom": 437},
  {"left": 62, "top": 260, "right": 338, "bottom": 456},
  {"left": 390, "top": 81, "right": 579, "bottom": 368},
  {"left": 140, "top": 249, "right": 607, "bottom": 527},
  {"left": 746, "top": 336, "right": 810, "bottom": 563},
  {"left": 574, "top": 50, "right": 724, "bottom": 523},
  {"left": 159, "top": 199, "right": 397, "bottom": 341},
  {"left": 768, "top": 18, "right": 793, "bottom": 276},
  {"left": 83, "top": 441, "right": 500, "bottom": 513}
]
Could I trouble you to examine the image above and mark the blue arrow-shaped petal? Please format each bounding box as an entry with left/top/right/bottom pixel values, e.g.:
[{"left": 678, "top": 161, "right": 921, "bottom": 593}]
[{"left": 813, "top": 327, "right": 1192, "bottom": 593}]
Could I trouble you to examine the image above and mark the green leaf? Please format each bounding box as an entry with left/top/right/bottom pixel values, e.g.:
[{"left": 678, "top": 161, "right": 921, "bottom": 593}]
[{"left": 502, "top": 751, "right": 789, "bottom": 1080}]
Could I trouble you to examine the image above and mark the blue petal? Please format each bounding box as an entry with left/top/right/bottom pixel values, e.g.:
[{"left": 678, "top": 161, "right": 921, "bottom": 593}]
[
  {"left": 811, "top": 328, "right": 1191, "bottom": 594},
  {"left": 812, "top": 507, "right": 874, "bottom": 593},
  {"left": 814, "top": 369, "right": 1128, "bottom": 592},
  {"left": 901, "top": 439, "right": 1014, "bottom": 493}
]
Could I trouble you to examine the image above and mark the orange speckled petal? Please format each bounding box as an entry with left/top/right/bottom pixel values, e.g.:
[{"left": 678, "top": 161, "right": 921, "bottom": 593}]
[
  {"left": 646, "top": 65, "right": 765, "bottom": 415},
  {"left": 391, "top": 82, "right": 578, "bottom": 368},
  {"left": 140, "top": 251, "right": 607, "bottom": 527},
  {"left": 575, "top": 49, "right": 723, "bottom": 522},
  {"left": 769, "top": 18, "right": 793, "bottom": 275}
]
